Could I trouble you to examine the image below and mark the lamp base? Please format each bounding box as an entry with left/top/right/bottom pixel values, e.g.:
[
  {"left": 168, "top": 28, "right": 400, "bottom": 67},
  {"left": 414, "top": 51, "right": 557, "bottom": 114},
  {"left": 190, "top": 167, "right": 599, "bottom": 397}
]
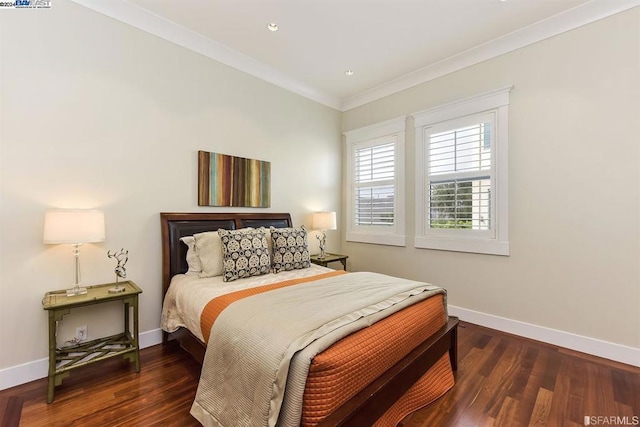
[
  {"left": 316, "top": 232, "right": 327, "bottom": 260},
  {"left": 66, "top": 286, "right": 87, "bottom": 297},
  {"left": 108, "top": 286, "right": 126, "bottom": 294}
]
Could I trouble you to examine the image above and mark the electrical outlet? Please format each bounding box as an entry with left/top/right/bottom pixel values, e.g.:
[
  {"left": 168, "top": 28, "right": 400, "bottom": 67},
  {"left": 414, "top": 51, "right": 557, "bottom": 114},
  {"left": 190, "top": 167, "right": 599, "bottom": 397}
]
[{"left": 76, "top": 325, "right": 87, "bottom": 342}]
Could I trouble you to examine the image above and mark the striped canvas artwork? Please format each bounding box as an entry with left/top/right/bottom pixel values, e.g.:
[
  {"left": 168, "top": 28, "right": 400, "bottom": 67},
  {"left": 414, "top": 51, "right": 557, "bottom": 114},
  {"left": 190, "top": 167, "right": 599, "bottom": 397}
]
[{"left": 198, "top": 151, "right": 271, "bottom": 207}]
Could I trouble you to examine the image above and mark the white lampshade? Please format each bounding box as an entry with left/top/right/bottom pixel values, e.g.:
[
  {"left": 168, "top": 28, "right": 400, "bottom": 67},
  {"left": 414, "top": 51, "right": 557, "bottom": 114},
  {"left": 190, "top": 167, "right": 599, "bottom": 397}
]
[
  {"left": 43, "top": 209, "right": 106, "bottom": 244},
  {"left": 312, "top": 211, "right": 337, "bottom": 231}
]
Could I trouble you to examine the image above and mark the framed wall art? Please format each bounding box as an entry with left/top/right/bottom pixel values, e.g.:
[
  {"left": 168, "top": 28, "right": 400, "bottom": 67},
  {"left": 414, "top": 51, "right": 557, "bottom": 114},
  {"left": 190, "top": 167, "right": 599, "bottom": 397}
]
[{"left": 198, "top": 150, "right": 271, "bottom": 207}]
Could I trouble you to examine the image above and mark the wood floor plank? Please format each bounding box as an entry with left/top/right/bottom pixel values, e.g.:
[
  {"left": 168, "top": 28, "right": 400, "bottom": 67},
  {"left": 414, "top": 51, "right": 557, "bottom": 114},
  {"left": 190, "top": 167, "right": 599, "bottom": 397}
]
[
  {"left": 566, "top": 358, "right": 587, "bottom": 425},
  {"left": 528, "top": 387, "right": 553, "bottom": 426},
  {"left": 0, "top": 396, "right": 22, "bottom": 427},
  {"left": 478, "top": 338, "right": 508, "bottom": 377},
  {"left": 545, "top": 360, "right": 572, "bottom": 426},
  {"left": 493, "top": 395, "right": 519, "bottom": 427},
  {"left": 540, "top": 348, "right": 563, "bottom": 392},
  {"left": 558, "top": 347, "right": 640, "bottom": 373},
  {"left": 482, "top": 341, "right": 527, "bottom": 419},
  {"left": 611, "top": 367, "right": 639, "bottom": 407},
  {"left": 585, "top": 363, "right": 619, "bottom": 420},
  {"left": 514, "top": 346, "right": 549, "bottom": 426},
  {"left": 1, "top": 322, "right": 638, "bottom": 426},
  {"left": 506, "top": 346, "right": 538, "bottom": 400}
]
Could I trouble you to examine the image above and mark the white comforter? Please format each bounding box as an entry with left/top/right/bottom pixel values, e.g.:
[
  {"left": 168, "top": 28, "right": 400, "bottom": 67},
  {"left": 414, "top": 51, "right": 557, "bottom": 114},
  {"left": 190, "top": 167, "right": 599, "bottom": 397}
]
[{"left": 161, "top": 264, "right": 333, "bottom": 341}]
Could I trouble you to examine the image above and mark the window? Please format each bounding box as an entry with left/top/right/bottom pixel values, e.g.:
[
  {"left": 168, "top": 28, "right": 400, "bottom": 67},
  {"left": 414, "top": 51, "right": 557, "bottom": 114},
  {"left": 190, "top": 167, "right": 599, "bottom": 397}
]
[
  {"left": 354, "top": 141, "right": 395, "bottom": 226},
  {"left": 427, "top": 117, "right": 492, "bottom": 233},
  {"left": 413, "top": 87, "right": 511, "bottom": 255},
  {"left": 345, "top": 117, "right": 405, "bottom": 246}
]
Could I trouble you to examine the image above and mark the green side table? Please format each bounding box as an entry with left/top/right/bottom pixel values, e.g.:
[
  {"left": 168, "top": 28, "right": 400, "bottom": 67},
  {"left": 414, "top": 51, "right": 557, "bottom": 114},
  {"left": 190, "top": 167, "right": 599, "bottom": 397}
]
[
  {"left": 310, "top": 253, "right": 348, "bottom": 271},
  {"left": 42, "top": 280, "right": 142, "bottom": 403}
]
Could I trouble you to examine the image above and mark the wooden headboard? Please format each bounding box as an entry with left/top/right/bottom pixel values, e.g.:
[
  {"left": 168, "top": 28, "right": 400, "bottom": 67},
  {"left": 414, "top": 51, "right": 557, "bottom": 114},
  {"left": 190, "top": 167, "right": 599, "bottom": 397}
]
[{"left": 160, "top": 212, "right": 293, "bottom": 298}]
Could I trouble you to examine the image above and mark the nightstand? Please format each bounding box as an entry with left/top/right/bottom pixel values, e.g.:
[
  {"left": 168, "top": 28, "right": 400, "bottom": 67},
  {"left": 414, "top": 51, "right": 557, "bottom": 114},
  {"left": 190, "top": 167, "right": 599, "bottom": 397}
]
[
  {"left": 310, "top": 253, "right": 348, "bottom": 271},
  {"left": 42, "top": 280, "right": 142, "bottom": 403}
]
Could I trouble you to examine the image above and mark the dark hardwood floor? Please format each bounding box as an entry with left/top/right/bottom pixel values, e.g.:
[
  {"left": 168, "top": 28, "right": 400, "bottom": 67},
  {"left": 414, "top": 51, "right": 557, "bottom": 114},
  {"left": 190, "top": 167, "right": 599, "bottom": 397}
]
[{"left": 1, "top": 322, "right": 638, "bottom": 426}]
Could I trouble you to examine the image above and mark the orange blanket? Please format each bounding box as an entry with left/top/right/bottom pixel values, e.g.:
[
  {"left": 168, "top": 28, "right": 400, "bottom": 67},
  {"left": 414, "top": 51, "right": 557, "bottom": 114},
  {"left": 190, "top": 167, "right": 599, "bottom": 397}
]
[
  {"left": 302, "top": 293, "right": 454, "bottom": 426},
  {"left": 200, "top": 270, "right": 346, "bottom": 344}
]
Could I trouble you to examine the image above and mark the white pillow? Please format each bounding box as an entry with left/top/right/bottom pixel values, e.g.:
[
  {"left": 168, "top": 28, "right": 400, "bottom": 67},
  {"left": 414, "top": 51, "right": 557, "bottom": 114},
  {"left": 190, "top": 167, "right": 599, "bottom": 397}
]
[
  {"left": 264, "top": 228, "right": 273, "bottom": 259},
  {"left": 193, "top": 231, "right": 224, "bottom": 278},
  {"left": 179, "top": 236, "right": 202, "bottom": 275}
]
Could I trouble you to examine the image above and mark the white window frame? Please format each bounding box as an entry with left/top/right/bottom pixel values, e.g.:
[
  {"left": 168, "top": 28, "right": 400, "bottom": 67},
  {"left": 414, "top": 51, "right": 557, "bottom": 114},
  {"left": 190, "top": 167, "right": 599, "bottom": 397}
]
[
  {"left": 344, "top": 116, "right": 406, "bottom": 247},
  {"left": 413, "top": 87, "right": 511, "bottom": 256}
]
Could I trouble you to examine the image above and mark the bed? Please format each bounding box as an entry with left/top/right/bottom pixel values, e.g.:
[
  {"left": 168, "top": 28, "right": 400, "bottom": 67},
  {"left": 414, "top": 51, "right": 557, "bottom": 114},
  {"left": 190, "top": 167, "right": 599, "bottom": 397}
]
[{"left": 160, "top": 212, "right": 458, "bottom": 426}]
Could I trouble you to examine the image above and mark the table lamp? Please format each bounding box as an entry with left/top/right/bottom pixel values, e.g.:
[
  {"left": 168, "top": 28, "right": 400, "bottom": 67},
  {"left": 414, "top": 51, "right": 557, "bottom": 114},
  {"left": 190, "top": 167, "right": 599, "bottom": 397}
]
[
  {"left": 312, "top": 211, "right": 337, "bottom": 260},
  {"left": 43, "top": 209, "right": 106, "bottom": 297}
]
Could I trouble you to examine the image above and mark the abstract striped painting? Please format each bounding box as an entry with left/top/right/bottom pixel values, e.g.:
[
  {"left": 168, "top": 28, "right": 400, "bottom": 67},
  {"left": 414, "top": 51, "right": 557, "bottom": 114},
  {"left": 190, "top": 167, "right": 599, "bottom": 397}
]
[{"left": 198, "top": 151, "right": 271, "bottom": 207}]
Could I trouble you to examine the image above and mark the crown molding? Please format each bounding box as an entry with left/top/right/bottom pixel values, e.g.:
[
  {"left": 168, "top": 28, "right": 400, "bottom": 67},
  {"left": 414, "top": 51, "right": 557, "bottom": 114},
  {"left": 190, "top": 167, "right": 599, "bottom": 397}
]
[
  {"left": 341, "top": 0, "right": 639, "bottom": 111},
  {"left": 70, "top": 0, "right": 638, "bottom": 113},
  {"left": 69, "top": 0, "right": 343, "bottom": 110}
]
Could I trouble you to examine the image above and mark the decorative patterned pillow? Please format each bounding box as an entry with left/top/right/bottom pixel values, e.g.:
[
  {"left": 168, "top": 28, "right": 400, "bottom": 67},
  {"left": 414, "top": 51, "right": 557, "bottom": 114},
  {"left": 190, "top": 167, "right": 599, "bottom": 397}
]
[
  {"left": 217, "top": 227, "right": 271, "bottom": 282},
  {"left": 270, "top": 226, "right": 310, "bottom": 273},
  {"left": 193, "top": 231, "right": 224, "bottom": 278},
  {"left": 179, "top": 236, "right": 202, "bottom": 275}
]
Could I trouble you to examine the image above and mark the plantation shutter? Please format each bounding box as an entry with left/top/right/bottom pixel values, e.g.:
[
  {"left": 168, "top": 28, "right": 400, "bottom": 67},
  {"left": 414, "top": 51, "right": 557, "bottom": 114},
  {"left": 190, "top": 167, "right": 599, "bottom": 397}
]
[
  {"left": 354, "top": 141, "right": 395, "bottom": 226},
  {"left": 427, "top": 121, "right": 492, "bottom": 230}
]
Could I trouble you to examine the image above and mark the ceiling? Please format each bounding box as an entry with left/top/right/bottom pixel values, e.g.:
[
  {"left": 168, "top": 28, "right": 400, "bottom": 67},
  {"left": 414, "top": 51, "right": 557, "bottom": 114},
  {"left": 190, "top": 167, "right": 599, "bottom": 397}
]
[{"left": 74, "top": 0, "right": 637, "bottom": 110}]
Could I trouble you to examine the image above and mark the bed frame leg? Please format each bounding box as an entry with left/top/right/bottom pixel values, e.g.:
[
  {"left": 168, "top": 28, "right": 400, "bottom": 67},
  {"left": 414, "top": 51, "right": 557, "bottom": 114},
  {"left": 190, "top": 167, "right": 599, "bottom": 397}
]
[{"left": 449, "top": 319, "right": 458, "bottom": 372}]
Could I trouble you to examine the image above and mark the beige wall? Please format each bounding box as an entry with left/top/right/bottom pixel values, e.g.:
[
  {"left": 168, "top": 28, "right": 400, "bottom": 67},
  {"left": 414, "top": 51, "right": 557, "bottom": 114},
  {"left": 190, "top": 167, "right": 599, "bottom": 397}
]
[
  {"left": 0, "top": 1, "right": 341, "bottom": 370},
  {"left": 342, "top": 9, "right": 640, "bottom": 348}
]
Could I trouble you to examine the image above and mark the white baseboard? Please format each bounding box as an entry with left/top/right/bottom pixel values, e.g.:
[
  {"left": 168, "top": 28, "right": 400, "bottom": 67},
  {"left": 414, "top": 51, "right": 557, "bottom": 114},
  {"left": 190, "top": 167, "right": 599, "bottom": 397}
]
[
  {"left": 0, "top": 328, "right": 163, "bottom": 391},
  {"left": 139, "top": 328, "right": 163, "bottom": 350},
  {"left": 449, "top": 305, "right": 640, "bottom": 367}
]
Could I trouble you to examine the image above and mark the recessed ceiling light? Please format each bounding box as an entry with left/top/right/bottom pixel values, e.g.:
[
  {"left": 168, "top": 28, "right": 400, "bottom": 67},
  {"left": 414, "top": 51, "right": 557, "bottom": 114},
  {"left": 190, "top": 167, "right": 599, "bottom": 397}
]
[
  {"left": 267, "top": 23, "right": 279, "bottom": 32},
  {"left": 345, "top": 70, "right": 354, "bottom": 76}
]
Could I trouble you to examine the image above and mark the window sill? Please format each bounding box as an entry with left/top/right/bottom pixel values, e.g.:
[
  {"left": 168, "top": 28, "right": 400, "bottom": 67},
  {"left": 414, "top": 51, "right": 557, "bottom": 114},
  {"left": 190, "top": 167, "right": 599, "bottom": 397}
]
[
  {"left": 346, "top": 232, "right": 406, "bottom": 247},
  {"left": 414, "top": 236, "right": 509, "bottom": 256}
]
